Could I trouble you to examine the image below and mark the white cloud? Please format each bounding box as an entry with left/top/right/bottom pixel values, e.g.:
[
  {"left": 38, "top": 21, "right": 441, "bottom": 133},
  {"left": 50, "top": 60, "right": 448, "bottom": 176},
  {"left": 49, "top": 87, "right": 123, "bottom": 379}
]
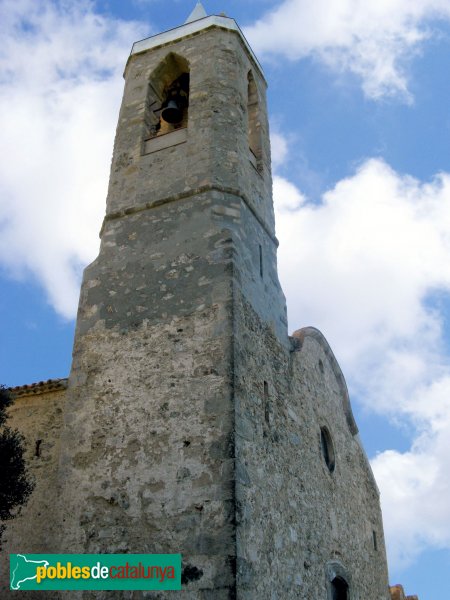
[
  {"left": 275, "top": 160, "right": 450, "bottom": 367},
  {"left": 372, "top": 409, "right": 450, "bottom": 567},
  {"left": 0, "top": 0, "right": 146, "bottom": 317},
  {"left": 274, "top": 159, "right": 450, "bottom": 568},
  {"left": 245, "top": 0, "right": 450, "bottom": 100},
  {"left": 270, "top": 130, "right": 289, "bottom": 169},
  {"left": 273, "top": 171, "right": 306, "bottom": 212}
]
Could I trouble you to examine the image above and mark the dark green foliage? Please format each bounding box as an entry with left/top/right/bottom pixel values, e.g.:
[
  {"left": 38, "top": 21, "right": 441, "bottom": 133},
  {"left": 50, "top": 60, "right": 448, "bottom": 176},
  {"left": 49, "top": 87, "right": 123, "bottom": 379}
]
[
  {"left": 0, "top": 386, "right": 34, "bottom": 544},
  {"left": 0, "top": 384, "right": 12, "bottom": 428}
]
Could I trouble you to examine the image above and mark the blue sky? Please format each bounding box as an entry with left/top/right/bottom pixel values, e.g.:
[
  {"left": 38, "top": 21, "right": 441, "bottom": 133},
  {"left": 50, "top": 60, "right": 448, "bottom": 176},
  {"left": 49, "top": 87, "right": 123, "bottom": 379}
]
[{"left": 2, "top": 0, "right": 450, "bottom": 597}]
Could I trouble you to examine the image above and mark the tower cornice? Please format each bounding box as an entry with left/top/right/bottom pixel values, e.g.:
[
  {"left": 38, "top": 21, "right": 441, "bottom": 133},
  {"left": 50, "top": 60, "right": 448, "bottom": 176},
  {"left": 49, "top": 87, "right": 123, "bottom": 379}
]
[{"left": 127, "top": 15, "right": 265, "bottom": 83}]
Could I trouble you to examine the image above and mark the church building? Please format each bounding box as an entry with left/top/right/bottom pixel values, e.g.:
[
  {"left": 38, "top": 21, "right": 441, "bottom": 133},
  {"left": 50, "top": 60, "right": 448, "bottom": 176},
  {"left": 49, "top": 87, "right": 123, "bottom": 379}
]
[{"left": 2, "top": 4, "right": 415, "bottom": 599}]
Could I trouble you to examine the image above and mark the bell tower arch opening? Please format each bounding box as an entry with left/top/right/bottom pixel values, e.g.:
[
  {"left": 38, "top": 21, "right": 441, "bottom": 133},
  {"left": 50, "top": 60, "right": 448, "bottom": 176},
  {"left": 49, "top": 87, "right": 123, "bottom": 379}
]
[{"left": 144, "top": 52, "right": 190, "bottom": 141}]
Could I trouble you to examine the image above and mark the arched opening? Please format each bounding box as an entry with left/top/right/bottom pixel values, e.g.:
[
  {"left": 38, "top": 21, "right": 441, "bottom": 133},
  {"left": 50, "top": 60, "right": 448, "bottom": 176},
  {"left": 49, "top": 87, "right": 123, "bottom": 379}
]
[
  {"left": 326, "top": 561, "right": 350, "bottom": 600},
  {"left": 144, "top": 53, "right": 190, "bottom": 141},
  {"left": 331, "top": 576, "right": 348, "bottom": 600},
  {"left": 247, "top": 71, "right": 262, "bottom": 169}
]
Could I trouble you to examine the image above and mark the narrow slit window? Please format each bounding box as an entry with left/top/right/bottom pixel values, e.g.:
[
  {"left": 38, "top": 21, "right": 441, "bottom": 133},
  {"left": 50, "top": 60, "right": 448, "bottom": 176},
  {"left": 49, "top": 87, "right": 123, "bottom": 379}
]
[
  {"left": 264, "top": 381, "right": 269, "bottom": 426},
  {"left": 35, "top": 439, "right": 42, "bottom": 458},
  {"left": 373, "top": 530, "right": 378, "bottom": 551},
  {"left": 320, "top": 427, "right": 335, "bottom": 473},
  {"left": 259, "top": 245, "right": 263, "bottom": 279}
]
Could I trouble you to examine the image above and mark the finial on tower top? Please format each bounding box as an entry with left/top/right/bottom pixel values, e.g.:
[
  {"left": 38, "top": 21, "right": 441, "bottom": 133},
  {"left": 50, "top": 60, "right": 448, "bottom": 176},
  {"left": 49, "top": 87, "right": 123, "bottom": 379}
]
[{"left": 185, "top": 2, "right": 208, "bottom": 23}]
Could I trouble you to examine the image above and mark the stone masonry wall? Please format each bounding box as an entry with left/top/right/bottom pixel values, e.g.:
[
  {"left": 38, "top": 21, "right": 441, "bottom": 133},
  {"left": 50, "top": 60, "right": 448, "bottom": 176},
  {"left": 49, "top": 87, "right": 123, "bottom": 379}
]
[
  {"left": 233, "top": 292, "right": 391, "bottom": 599},
  {"left": 56, "top": 196, "right": 239, "bottom": 599},
  {"left": 53, "top": 24, "right": 288, "bottom": 599},
  {"left": 0, "top": 386, "right": 66, "bottom": 599}
]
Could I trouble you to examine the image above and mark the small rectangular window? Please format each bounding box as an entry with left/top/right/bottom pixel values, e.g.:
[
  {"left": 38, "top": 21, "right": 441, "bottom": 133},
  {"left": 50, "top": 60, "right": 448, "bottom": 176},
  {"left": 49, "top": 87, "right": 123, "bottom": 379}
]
[{"left": 373, "top": 530, "right": 378, "bottom": 551}]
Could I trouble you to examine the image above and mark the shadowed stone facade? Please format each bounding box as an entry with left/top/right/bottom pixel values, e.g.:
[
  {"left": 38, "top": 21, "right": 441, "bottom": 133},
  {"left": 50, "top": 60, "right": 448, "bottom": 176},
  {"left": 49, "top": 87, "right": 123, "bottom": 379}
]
[{"left": 1, "top": 8, "right": 399, "bottom": 599}]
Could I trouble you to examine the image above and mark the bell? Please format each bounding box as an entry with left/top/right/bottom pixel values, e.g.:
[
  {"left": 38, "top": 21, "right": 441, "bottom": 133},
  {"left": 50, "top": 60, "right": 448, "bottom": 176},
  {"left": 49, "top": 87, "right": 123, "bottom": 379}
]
[{"left": 161, "top": 99, "right": 183, "bottom": 124}]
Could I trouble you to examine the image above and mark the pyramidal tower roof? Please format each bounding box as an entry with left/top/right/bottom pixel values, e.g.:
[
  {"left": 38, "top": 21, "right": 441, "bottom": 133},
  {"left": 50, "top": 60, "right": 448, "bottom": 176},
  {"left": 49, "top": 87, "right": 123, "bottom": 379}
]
[
  {"left": 129, "top": 5, "right": 263, "bottom": 76},
  {"left": 185, "top": 2, "right": 207, "bottom": 23}
]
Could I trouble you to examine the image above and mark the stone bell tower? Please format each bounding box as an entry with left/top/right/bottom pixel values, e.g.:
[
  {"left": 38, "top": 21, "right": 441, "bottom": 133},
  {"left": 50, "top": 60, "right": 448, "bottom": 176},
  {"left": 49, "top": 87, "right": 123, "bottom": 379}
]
[
  {"left": 57, "top": 2, "right": 286, "bottom": 593},
  {"left": 55, "top": 4, "right": 391, "bottom": 599}
]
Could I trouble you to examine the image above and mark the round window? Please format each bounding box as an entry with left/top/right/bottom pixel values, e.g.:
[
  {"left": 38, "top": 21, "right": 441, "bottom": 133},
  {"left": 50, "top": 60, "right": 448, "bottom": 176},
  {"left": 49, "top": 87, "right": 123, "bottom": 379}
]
[{"left": 320, "top": 426, "right": 335, "bottom": 473}]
